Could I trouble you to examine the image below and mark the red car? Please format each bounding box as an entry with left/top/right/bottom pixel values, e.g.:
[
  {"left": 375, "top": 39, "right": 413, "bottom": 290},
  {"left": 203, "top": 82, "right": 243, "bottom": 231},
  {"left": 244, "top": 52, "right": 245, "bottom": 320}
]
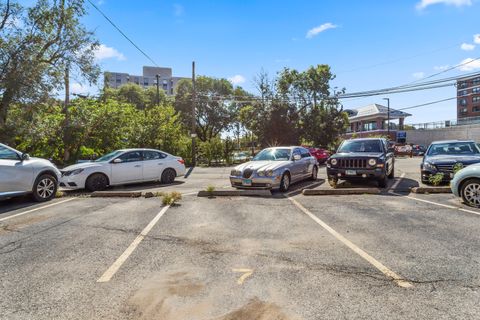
[{"left": 304, "top": 146, "right": 330, "bottom": 164}]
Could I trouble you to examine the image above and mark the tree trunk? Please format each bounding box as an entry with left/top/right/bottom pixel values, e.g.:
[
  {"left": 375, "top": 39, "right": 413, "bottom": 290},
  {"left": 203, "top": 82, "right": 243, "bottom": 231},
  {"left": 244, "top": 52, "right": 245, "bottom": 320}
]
[
  {"left": 62, "top": 65, "right": 71, "bottom": 163},
  {"left": 0, "top": 87, "right": 14, "bottom": 141}
]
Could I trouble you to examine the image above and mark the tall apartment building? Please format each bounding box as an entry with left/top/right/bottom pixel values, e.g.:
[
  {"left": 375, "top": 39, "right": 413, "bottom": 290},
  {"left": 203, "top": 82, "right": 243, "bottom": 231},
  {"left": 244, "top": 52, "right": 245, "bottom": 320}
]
[
  {"left": 457, "top": 73, "right": 480, "bottom": 119},
  {"left": 104, "top": 66, "right": 189, "bottom": 95}
]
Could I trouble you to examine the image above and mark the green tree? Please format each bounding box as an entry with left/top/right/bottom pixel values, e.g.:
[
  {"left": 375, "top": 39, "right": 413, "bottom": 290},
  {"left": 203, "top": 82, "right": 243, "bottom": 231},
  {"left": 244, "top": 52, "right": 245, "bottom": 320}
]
[{"left": 0, "top": 0, "right": 99, "bottom": 138}]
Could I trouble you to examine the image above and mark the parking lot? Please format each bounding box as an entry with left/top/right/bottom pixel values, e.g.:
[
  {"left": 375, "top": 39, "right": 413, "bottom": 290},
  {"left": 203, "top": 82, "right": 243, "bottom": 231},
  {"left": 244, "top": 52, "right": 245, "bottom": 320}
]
[{"left": 1, "top": 157, "right": 479, "bottom": 320}]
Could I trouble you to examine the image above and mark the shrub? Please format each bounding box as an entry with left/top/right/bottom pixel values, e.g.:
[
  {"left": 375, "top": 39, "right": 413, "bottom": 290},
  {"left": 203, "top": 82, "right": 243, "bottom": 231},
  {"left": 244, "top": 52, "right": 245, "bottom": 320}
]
[{"left": 429, "top": 172, "right": 444, "bottom": 186}]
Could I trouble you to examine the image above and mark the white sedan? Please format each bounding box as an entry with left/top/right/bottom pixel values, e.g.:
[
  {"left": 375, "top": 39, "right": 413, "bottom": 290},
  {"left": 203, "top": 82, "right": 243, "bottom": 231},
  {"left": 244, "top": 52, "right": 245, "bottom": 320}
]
[{"left": 60, "top": 149, "right": 186, "bottom": 191}]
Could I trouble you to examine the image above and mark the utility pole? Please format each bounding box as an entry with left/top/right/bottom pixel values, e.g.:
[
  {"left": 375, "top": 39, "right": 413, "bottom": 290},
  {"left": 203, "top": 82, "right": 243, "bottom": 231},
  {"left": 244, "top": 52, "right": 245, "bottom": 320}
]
[
  {"left": 383, "top": 97, "right": 390, "bottom": 138},
  {"left": 191, "top": 61, "right": 197, "bottom": 167},
  {"left": 156, "top": 74, "right": 160, "bottom": 106}
]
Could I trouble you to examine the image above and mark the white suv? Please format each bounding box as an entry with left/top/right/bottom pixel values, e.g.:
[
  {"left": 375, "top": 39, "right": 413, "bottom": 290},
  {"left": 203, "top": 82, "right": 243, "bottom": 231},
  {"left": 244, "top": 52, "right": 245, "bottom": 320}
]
[{"left": 0, "top": 143, "right": 61, "bottom": 202}]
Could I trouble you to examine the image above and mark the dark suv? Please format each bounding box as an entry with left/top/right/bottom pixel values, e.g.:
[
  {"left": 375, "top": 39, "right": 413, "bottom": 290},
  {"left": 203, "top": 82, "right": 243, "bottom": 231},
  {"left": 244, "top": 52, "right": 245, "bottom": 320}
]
[{"left": 326, "top": 138, "right": 395, "bottom": 188}]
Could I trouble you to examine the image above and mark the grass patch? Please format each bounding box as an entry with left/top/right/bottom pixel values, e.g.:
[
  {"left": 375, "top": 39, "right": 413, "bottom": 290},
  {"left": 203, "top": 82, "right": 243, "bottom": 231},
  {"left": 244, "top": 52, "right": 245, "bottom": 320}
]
[
  {"left": 162, "top": 191, "right": 182, "bottom": 206},
  {"left": 55, "top": 191, "right": 65, "bottom": 198},
  {"left": 206, "top": 185, "right": 216, "bottom": 193}
]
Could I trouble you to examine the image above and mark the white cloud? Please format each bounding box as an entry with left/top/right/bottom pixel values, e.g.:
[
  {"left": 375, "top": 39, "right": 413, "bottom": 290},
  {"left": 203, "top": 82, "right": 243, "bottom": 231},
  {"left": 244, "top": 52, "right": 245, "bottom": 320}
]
[
  {"left": 474, "top": 34, "right": 480, "bottom": 44},
  {"left": 306, "top": 22, "right": 337, "bottom": 39},
  {"left": 434, "top": 65, "right": 450, "bottom": 71},
  {"left": 461, "top": 43, "right": 475, "bottom": 51},
  {"left": 228, "top": 75, "right": 246, "bottom": 85},
  {"left": 416, "top": 0, "right": 472, "bottom": 10},
  {"left": 412, "top": 72, "right": 425, "bottom": 79},
  {"left": 94, "top": 44, "right": 126, "bottom": 61},
  {"left": 459, "top": 58, "right": 480, "bottom": 71},
  {"left": 173, "top": 4, "right": 184, "bottom": 17},
  {"left": 70, "top": 83, "right": 90, "bottom": 94}
]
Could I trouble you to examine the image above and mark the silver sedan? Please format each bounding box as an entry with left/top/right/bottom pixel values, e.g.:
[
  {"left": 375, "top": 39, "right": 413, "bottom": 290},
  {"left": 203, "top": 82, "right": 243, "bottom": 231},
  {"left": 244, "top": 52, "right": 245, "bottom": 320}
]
[{"left": 230, "top": 146, "right": 318, "bottom": 192}]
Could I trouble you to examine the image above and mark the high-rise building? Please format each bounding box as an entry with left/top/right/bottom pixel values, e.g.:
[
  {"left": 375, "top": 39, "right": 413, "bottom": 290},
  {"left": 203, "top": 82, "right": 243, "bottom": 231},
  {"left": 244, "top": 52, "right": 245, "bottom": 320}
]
[
  {"left": 104, "top": 66, "right": 189, "bottom": 95},
  {"left": 457, "top": 73, "right": 480, "bottom": 119}
]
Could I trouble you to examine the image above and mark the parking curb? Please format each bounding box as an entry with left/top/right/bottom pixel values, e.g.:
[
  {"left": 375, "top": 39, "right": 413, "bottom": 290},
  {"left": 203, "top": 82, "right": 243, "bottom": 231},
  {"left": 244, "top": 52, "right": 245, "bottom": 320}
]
[
  {"left": 302, "top": 188, "right": 381, "bottom": 196},
  {"left": 410, "top": 187, "right": 452, "bottom": 194},
  {"left": 91, "top": 191, "right": 143, "bottom": 198},
  {"left": 197, "top": 190, "right": 272, "bottom": 197}
]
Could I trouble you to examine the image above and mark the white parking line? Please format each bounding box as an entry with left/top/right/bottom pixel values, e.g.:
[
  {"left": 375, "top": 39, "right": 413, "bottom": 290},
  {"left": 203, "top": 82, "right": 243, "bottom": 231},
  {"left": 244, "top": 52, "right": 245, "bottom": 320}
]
[
  {"left": 288, "top": 197, "right": 413, "bottom": 288},
  {"left": 97, "top": 205, "right": 171, "bottom": 283},
  {"left": 0, "top": 198, "right": 76, "bottom": 222},
  {"left": 399, "top": 194, "right": 480, "bottom": 217},
  {"left": 389, "top": 173, "right": 406, "bottom": 191}
]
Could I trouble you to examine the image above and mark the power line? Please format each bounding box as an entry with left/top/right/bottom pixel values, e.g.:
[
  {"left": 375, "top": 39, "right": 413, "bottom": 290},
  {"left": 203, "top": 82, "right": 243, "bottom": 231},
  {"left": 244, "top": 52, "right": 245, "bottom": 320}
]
[{"left": 86, "top": 0, "right": 159, "bottom": 67}]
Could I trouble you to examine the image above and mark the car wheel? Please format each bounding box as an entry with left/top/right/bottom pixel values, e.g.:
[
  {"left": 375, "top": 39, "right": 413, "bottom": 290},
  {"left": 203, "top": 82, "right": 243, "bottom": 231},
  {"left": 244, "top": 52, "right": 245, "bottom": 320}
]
[
  {"left": 161, "top": 168, "right": 176, "bottom": 184},
  {"left": 86, "top": 173, "right": 108, "bottom": 192},
  {"left": 388, "top": 164, "right": 395, "bottom": 179},
  {"left": 460, "top": 178, "right": 480, "bottom": 207},
  {"left": 279, "top": 173, "right": 290, "bottom": 192},
  {"left": 310, "top": 166, "right": 318, "bottom": 181},
  {"left": 378, "top": 174, "right": 388, "bottom": 188},
  {"left": 32, "top": 174, "right": 57, "bottom": 202}
]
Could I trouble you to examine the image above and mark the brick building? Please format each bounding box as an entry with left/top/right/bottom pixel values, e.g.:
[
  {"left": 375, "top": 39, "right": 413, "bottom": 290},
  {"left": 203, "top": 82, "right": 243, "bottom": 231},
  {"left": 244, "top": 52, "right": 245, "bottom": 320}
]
[{"left": 457, "top": 73, "right": 480, "bottom": 119}]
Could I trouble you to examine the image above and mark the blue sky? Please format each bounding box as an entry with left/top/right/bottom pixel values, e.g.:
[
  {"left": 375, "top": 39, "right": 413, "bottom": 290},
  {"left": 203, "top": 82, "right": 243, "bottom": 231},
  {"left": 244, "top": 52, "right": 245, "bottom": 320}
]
[{"left": 74, "top": 0, "right": 480, "bottom": 124}]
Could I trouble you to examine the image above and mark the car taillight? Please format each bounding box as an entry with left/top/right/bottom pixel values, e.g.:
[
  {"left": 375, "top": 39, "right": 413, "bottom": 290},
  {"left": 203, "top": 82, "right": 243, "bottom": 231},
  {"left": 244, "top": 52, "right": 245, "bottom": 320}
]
[{"left": 177, "top": 159, "right": 185, "bottom": 164}]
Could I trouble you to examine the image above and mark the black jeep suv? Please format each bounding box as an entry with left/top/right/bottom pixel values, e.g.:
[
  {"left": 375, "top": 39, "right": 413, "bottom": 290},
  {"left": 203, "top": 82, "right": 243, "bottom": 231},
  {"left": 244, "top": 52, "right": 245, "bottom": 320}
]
[{"left": 326, "top": 138, "right": 395, "bottom": 188}]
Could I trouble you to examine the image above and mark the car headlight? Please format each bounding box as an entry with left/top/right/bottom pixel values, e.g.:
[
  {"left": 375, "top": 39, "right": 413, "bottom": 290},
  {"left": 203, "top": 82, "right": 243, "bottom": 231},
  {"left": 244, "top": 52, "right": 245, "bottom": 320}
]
[
  {"left": 265, "top": 170, "right": 274, "bottom": 177},
  {"left": 423, "top": 162, "right": 436, "bottom": 171},
  {"left": 230, "top": 170, "right": 241, "bottom": 176},
  {"left": 70, "top": 168, "right": 84, "bottom": 175},
  {"left": 257, "top": 170, "right": 265, "bottom": 177},
  {"left": 330, "top": 159, "right": 338, "bottom": 165},
  {"left": 368, "top": 159, "right": 377, "bottom": 166}
]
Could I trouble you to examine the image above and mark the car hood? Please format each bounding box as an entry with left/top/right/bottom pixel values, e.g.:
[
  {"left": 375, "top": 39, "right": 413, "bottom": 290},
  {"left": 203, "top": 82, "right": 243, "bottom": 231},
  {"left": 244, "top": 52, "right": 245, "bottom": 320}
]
[
  {"left": 234, "top": 160, "right": 290, "bottom": 172},
  {"left": 331, "top": 152, "right": 383, "bottom": 158},
  {"left": 62, "top": 161, "right": 106, "bottom": 171},
  {"left": 424, "top": 154, "right": 480, "bottom": 165}
]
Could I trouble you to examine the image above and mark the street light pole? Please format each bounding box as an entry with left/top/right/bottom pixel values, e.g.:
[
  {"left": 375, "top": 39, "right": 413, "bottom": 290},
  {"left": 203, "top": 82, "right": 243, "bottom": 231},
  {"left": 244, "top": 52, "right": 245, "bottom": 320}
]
[
  {"left": 155, "top": 74, "right": 160, "bottom": 106},
  {"left": 191, "top": 61, "right": 197, "bottom": 167},
  {"left": 383, "top": 98, "right": 390, "bottom": 138}
]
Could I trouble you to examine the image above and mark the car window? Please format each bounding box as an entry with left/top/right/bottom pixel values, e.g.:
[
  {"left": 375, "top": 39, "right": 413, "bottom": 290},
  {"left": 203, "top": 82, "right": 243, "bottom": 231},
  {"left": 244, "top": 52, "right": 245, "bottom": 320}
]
[
  {"left": 253, "top": 148, "right": 292, "bottom": 161},
  {"left": 0, "top": 145, "right": 20, "bottom": 160},
  {"left": 300, "top": 148, "right": 311, "bottom": 158},
  {"left": 427, "top": 142, "right": 480, "bottom": 155},
  {"left": 117, "top": 151, "right": 143, "bottom": 162},
  {"left": 338, "top": 140, "right": 383, "bottom": 153},
  {"left": 143, "top": 151, "right": 167, "bottom": 160},
  {"left": 95, "top": 150, "right": 124, "bottom": 162}
]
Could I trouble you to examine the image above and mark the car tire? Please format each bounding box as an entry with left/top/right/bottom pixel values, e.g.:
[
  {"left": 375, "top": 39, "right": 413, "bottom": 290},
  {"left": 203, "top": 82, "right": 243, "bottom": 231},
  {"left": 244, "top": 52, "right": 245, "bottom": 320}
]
[
  {"left": 378, "top": 174, "right": 388, "bottom": 188},
  {"left": 279, "top": 173, "right": 290, "bottom": 192},
  {"left": 86, "top": 173, "right": 109, "bottom": 192},
  {"left": 161, "top": 168, "right": 176, "bottom": 184},
  {"left": 310, "top": 166, "right": 318, "bottom": 181},
  {"left": 32, "top": 173, "right": 58, "bottom": 202},
  {"left": 460, "top": 178, "right": 480, "bottom": 208},
  {"left": 388, "top": 164, "right": 395, "bottom": 179}
]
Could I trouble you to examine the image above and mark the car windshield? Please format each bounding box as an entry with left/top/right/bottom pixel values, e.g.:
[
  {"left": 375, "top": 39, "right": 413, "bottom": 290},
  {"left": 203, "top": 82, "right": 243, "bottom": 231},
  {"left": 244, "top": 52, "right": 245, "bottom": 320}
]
[
  {"left": 252, "top": 148, "right": 291, "bottom": 161},
  {"left": 95, "top": 150, "right": 124, "bottom": 162},
  {"left": 427, "top": 142, "right": 480, "bottom": 155},
  {"left": 338, "top": 140, "right": 383, "bottom": 153}
]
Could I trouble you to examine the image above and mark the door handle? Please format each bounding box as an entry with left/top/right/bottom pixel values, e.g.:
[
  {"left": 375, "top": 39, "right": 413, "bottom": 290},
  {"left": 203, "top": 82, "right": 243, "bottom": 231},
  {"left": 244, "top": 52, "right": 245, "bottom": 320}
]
[{"left": 134, "top": 165, "right": 141, "bottom": 168}]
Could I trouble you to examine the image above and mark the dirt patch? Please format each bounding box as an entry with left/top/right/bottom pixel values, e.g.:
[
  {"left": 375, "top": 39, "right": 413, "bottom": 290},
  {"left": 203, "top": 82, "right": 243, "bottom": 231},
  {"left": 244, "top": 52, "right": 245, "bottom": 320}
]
[
  {"left": 0, "top": 215, "right": 48, "bottom": 235},
  {"left": 215, "top": 298, "right": 294, "bottom": 320}
]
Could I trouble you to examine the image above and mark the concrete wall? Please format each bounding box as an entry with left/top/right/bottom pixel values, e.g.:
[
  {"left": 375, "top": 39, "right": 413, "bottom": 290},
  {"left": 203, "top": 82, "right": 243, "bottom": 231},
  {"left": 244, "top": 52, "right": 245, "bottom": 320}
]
[{"left": 406, "top": 123, "right": 480, "bottom": 145}]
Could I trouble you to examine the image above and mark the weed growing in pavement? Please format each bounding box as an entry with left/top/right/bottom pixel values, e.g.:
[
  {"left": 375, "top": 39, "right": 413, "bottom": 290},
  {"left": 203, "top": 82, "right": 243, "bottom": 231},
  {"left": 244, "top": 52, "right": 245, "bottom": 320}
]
[
  {"left": 206, "top": 185, "right": 216, "bottom": 193},
  {"left": 154, "top": 191, "right": 165, "bottom": 197},
  {"left": 429, "top": 172, "right": 444, "bottom": 186},
  {"left": 162, "top": 192, "right": 182, "bottom": 206},
  {"left": 55, "top": 191, "right": 64, "bottom": 198}
]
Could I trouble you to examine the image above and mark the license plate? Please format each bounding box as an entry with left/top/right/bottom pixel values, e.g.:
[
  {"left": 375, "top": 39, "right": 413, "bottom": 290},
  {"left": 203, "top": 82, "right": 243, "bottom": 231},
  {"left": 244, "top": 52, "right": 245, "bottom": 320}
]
[
  {"left": 242, "top": 179, "right": 252, "bottom": 186},
  {"left": 346, "top": 170, "right": 357, "bottom": 176}
]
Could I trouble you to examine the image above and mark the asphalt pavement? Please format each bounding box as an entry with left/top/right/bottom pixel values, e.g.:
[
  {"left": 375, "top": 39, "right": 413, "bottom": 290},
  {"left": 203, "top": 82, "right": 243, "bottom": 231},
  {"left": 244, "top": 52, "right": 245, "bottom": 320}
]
[{"left": 1, "top": 158, "right": 479, "bottom": 319}]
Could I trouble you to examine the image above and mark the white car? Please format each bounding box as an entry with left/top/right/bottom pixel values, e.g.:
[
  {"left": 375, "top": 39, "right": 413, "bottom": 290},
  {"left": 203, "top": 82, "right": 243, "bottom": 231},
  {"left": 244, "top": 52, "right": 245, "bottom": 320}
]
[
  {"left": 60, "top": 149, "right": 186, "bottom": 191},
  {"left": 0, "top": 143, "right": 61, "bottom": 202}
]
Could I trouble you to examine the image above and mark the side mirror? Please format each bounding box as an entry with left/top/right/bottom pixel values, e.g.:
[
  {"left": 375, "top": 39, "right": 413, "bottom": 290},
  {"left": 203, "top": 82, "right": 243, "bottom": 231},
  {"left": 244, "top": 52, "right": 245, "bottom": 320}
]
[
  {"left": 293, "top": 154, "right": 301, "bottom": 161},
  {"left": 112, "top": 158, "right": 123, "bottom": 164},
  {"left": 21, "top": 153, "right": 30, "bottom": 161}
]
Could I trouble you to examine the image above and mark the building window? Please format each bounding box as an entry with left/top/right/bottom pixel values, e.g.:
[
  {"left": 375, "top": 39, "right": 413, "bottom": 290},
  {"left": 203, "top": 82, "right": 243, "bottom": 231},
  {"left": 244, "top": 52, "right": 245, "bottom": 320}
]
[
  {"left": 459, "top": 107, "right": 468, "bottom": 115},
  {"left": 459, "top": 81, "right": 468, "bottom": 88},
  {"left": 473, "top": 77, "right": 480, "bottom": 85},
  {"left": 459, "top": 98, "right": 467, "bottom": 106},
  {"left": 459, "top": 90, "right": 468, "bottom": 96},
  {"left": 473, "top": 87, "right": 480, "bottom": 94},
  {"left": 144, "top": 81, "right": 149, "bottom": 86},
  {"left": 473, "top": 106, "right": 480, "bottom": 112},
  {"left": 473, "top": 96, "right": 480, "bottom": 103}
]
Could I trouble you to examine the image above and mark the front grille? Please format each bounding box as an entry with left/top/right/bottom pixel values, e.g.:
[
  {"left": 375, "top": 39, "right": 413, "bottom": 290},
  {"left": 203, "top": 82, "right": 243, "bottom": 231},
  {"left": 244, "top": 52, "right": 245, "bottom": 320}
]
[
  {"left": 436, "top": 164, "right": 454, "bottom": 172},
  {"left": 234, "top": 182, "right": 269, "bottom": 188},
  {"left": 243, "top": 168, "right": 253, "bottom": 178},
  {"left": 339, "top": 158, "right": 367, "bottom": 168}
]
